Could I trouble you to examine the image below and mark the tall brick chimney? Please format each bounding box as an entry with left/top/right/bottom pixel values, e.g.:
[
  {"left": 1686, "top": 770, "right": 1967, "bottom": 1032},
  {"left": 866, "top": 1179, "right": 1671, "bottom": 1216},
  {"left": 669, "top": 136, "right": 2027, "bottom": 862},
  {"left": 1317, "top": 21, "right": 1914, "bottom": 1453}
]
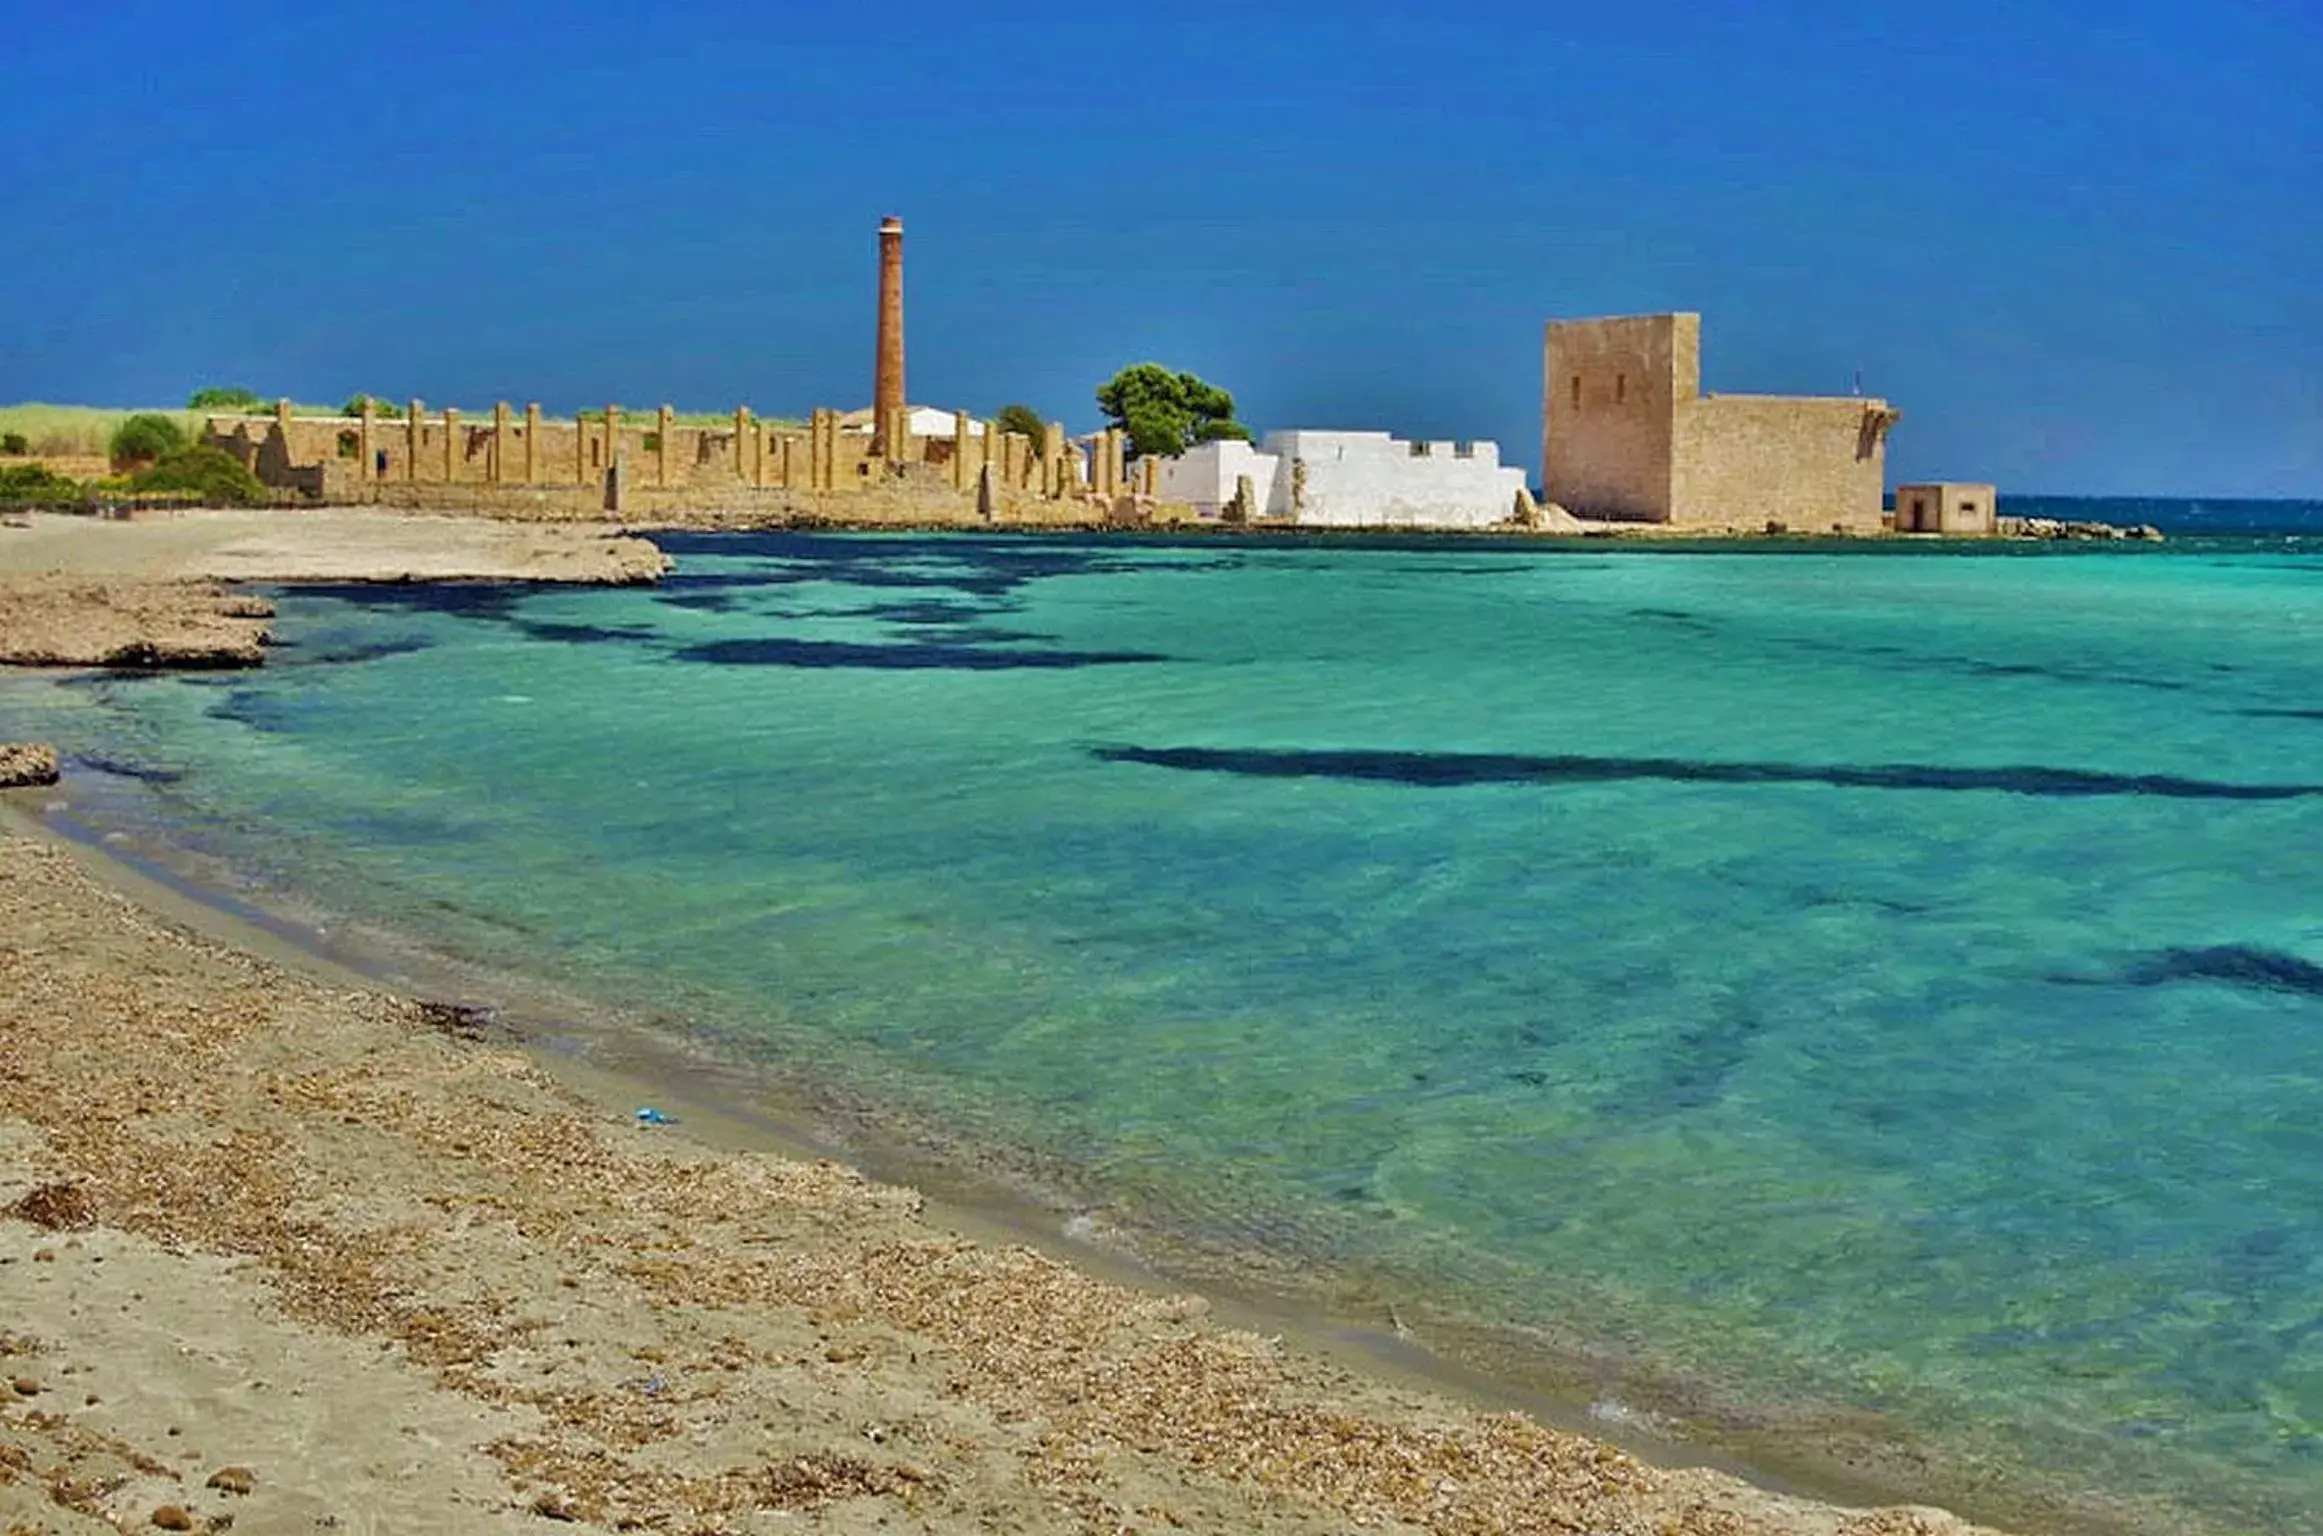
[{"left": 872, "top": 215, "right": 905, "bottom": 457}]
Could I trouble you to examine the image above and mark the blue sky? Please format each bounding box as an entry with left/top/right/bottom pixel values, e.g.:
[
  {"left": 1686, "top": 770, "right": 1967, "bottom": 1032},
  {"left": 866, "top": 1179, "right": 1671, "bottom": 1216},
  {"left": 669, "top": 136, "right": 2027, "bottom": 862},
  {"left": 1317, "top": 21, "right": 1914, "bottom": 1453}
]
[{"left": 2, "top": 0, "right": 2315, "bottom": 496}]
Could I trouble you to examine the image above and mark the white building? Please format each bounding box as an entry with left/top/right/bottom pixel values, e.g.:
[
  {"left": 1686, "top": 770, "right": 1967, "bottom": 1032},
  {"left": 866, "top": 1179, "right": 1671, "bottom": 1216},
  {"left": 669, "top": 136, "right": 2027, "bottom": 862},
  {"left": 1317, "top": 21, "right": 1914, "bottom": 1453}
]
[
  {"left": 1156, "top": 430, "right": 1529, "bottom": 528},
  {"left": 837, "top": 404, "right": 984, "bottom": 437},
  {"left": 1155, "top": 438, "right": 1280, "bottom": 516}
]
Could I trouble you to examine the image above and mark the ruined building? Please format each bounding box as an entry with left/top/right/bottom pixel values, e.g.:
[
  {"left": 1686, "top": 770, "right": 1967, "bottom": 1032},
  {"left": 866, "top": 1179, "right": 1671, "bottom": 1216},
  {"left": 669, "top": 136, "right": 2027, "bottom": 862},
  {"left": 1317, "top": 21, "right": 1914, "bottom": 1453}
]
[
  {"left": 1543, "top": 312, "right": 1901, "bottom": 531},
  {"left": 202, "top": 217, "right": 1158, "bottom": 526}
]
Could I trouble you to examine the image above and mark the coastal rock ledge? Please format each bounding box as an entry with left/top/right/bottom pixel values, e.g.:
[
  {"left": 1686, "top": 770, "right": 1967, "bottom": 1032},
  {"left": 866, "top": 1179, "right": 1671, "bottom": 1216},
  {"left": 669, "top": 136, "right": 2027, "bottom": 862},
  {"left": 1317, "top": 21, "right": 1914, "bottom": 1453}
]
[
  {"left": 0, "top": 578, "right": 272, "bottom": 669},
  {"left": 0, "top": 742, "right": 61, "bottom": 787}
]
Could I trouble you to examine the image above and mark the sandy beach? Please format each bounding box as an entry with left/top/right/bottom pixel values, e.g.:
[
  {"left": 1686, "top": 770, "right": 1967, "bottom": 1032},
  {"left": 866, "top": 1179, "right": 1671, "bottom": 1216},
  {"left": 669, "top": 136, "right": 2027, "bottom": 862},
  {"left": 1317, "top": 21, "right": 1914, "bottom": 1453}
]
[{"left": 0, "top": 810, "right": 2006, "bottom": 1536}]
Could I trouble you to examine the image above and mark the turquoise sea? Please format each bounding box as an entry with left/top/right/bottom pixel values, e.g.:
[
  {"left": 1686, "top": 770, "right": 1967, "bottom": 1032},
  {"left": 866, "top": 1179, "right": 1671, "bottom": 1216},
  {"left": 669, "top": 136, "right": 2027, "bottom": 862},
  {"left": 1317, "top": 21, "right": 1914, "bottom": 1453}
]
[{"left": 8, "top": 499, "right": 2323, "bottom": 1534}]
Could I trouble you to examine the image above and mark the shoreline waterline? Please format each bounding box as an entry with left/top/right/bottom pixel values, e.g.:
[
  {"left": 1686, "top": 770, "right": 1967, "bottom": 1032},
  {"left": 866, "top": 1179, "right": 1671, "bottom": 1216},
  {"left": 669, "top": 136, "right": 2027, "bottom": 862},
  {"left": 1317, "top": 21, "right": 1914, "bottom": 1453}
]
[
  {"left": 0, "top": 771, "right": 2130, "bottom": 1535},
  {"left": 15, "top": 519, "right": 2322, "bottom": 1531}
]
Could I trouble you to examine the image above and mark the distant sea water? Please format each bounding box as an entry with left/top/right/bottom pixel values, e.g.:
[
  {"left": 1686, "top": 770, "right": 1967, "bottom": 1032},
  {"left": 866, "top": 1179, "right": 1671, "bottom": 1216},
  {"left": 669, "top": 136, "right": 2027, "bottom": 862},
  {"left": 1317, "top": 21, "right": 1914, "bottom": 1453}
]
[{"left": 8, "top": 495, "right": 2323, "bottom": 1534}]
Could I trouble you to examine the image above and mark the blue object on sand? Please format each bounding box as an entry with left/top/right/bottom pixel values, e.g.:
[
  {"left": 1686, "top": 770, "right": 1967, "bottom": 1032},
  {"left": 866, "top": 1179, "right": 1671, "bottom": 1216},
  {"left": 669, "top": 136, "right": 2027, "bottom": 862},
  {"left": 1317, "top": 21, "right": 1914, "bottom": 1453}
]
[{"left": 634, "top": 1106, "right": 673, "bottom": 1126}]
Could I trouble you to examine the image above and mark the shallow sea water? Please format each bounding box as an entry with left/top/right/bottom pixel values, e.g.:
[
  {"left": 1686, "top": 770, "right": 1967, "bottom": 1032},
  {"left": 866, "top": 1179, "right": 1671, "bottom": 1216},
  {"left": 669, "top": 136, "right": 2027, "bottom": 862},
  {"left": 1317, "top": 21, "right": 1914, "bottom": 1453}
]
[{"left": 10, "top": 527, "right": 2323, "bottom": 1533}]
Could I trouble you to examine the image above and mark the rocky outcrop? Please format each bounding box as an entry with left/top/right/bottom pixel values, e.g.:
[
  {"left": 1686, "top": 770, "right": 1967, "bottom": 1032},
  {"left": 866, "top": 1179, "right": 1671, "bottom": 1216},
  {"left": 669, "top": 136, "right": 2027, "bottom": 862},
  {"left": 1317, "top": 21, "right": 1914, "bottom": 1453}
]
[
  {"left": 2005, "top": 517, "right": 2165, "bottom": 542},
  {"left": 0, "top": 579, "right": 272, "bottom": 669},
  {"left": 0, "top": 742, "right": 61, "bottom": 787}
]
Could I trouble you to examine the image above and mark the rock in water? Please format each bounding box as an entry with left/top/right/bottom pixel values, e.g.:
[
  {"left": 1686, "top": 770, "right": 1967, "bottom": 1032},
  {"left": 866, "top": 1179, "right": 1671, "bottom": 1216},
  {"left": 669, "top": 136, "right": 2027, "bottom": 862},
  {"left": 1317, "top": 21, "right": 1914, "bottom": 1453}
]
[{"left": 0, "top": 741, "right": 60, "bottom": 787}]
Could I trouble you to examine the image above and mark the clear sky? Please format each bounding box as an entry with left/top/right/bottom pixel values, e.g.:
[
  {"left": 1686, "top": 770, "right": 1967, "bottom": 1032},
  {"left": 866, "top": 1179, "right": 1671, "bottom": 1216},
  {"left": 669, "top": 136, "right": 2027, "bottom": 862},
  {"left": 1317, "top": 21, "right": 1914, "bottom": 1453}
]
[{"left": 3, "top": 0, "right": 2315, "bottom": 496}]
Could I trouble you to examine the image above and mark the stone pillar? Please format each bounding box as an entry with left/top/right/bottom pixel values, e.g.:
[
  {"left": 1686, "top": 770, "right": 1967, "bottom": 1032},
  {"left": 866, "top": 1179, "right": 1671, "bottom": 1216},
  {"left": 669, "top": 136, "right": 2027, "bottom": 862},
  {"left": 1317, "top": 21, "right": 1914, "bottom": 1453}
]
[
  {"left": 358, "top": 398, "right": 375, "bottom": 482},
  {"left": 872, "top": 215, "right": 905, "bottom": 457},
  {"left": 888, "top": 405, "right": 913, "bottom": 469},
  {"left": 491, "top": 402, "right": 510, "bottom": 484},
  {"left": 1140, "top": 455, "right": 1158, "bottom": 497},
  {"left": 524, "top": 402, "right": 541, "bottom": 484},
  {"left": 576, "top": 412, "right": 590, "bottom": 484},
  {"left": 1041, "top": 422, "right": 1065, "bottom": 499},
  {"left": 274, "top": 397, "right": 292, "bottom": 435},
  {"left": 604, "top": 405, "right": 622, "bottom": 485},
  {"left": 407, "top": 400, "right": 423, "bottom": 481},
  {"left": 809, "top": 408, "right": 830, "bottom": 492},
  {"left": 951, "top": 411, "right": 971, "bottom": 491},
  {"left": 656, "top": 405, "right": 674, "bottom": 488},
  {"left": 443, "top": 407, "right": 460, "bottom": 482},
  {"left": 733, "top": 407, "right": 751, "bottom": 481}
]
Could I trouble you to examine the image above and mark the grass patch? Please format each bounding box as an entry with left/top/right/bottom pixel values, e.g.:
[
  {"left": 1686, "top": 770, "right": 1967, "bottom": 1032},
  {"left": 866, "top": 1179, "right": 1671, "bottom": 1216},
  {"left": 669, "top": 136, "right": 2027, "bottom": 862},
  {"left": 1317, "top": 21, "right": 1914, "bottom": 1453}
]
[
  {"left": 0, "top": 403, "right": 202, "bottom": 458},
  {"left": 0, "top": 401, "right": 813, "bottom": 459}
]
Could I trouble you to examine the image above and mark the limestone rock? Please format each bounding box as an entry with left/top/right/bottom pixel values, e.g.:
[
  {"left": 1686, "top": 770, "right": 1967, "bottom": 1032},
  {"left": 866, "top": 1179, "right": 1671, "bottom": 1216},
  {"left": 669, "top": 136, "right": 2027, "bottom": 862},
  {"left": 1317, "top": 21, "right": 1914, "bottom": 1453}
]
[
  {"left": 0, "top": 742, "right": 60, "bottom": 787},
  {"left": 206, "top": 1465, "right": 257, "bottom": 1495},
  {"left": 150, "top": 1506, "right": 195, "bottom": 1531}
]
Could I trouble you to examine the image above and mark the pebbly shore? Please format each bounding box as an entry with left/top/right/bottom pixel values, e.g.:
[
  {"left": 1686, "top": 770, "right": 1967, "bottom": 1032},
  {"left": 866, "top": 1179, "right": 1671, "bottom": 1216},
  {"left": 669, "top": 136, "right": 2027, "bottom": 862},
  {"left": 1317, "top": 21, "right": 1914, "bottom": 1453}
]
[{"left": 0, "top": 822, "right": 2012, "bottom": 1536}]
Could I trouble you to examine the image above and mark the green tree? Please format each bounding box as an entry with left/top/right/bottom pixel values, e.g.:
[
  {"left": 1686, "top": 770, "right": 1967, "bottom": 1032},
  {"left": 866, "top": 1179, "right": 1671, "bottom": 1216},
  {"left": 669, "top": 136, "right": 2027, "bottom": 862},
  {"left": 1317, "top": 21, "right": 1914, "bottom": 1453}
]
[
  {"left": 342, "top": 393, "right": 399, "bottom": 417},
  {"left": 187, "top": 386, "right": 265, "bottom": 411},
  {"left": 1094, "top": 364, "right": 1252, "bottom": 461},
  {"left": 129, "top": 444, "right": 266, "bottom": 504},
  {"left": 1, "top": 432, "right": 27, "bottom": 455},
  {"left": 108, "top": 413, "right": 187, "bottom": 466},
  {"left": 993, "top": 403, "right": 1047, "bottom": 442}
]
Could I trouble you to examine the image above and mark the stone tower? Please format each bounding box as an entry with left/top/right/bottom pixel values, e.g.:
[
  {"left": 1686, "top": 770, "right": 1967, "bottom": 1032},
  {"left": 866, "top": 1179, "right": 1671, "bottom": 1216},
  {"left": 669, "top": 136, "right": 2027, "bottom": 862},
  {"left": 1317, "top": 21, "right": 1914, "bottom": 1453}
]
[{"left": 873, "top": 215, "right": 906, "bottom": 456}]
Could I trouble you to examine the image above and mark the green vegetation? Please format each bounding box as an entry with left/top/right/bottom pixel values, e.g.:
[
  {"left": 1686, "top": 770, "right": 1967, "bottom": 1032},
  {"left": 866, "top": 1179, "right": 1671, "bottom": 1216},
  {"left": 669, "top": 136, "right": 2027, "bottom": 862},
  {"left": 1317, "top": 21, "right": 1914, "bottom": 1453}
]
[
  {"left": 108, "top": 412, "right": 188, "bottom": 465},
  {"left": 1, "top": 432, "right": 26, "bottom": 455},
  {"left": 993, "top": 403, "right": 1047, "bottom": 441},
  {"left": 129, "top": 444, "right": 266, "bottom": 504},
  {"left": 342, "top": 393, "right": 401, "bottom": 417},
  {"left": 0, "top": 404, "right": 201, "bottom": 458},
  {"left": 0, "top": 463, "right": 84, "bottom": 503},
  {"left": 188, "top": 386, "right": 265, "bottom": 411},
  {"left": 1094, "top": 364, "right": 1251, "bottom": 460}
]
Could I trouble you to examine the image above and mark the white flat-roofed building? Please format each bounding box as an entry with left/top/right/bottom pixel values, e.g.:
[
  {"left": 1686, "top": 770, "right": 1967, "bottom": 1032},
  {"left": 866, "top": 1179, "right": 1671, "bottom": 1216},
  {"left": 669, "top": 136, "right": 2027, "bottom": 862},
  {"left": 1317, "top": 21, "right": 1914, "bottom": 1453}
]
[
  {"left": 1155, "top": 430, "right": 1530, "bottom": 528},
  {"left": 1258, "top": 430, "right": 1528, "bottom": 528},
  {"left": 1156, "top": 438, "right": 1281, "bottom": 517}
]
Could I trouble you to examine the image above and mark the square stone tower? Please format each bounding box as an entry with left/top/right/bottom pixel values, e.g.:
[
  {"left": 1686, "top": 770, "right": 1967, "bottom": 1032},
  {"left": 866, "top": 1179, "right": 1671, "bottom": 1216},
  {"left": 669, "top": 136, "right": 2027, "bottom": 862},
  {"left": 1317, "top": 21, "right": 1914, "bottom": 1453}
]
[{"left": 1543, "top": 312, "right": 1899, "bottom": 531}]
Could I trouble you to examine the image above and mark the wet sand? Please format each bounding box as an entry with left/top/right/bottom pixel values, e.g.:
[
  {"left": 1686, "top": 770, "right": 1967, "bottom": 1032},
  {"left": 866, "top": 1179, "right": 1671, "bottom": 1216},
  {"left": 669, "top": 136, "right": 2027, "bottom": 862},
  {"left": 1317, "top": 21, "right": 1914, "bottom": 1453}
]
[{"left": 0, "top": 805, "right": 2008, "bottom": 1536}]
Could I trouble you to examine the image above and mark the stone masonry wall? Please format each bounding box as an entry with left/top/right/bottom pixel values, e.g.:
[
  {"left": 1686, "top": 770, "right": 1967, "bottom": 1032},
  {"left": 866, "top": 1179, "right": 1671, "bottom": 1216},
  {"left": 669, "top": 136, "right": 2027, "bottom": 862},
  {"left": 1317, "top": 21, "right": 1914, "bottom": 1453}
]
[
  {"left": 1544, "top": 312, "right": 1898, "bottom": 529},
  {"left": 1542, "top": 313, "right": 1692, "bottom": 522},
  {"left": 207, "top": 403, "right": 1129, "bottom": 527},
  {"left": 1672, "top": 395, "right": 1890, "bottom": 531}
]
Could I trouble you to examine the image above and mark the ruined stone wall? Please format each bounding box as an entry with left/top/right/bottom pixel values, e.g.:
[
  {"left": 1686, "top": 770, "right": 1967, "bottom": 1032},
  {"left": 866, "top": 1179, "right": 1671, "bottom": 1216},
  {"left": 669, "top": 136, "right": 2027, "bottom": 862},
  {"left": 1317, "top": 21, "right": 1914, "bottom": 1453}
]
[
  {"left": 1671, "top": 395, "right": 1891, "bottom": 531},
  {"left": 1542, "top": 313, "right": 1693, "bottom": 522},
  {"left": 204, "top": 404, "right": 1116, "bottom": 530}
]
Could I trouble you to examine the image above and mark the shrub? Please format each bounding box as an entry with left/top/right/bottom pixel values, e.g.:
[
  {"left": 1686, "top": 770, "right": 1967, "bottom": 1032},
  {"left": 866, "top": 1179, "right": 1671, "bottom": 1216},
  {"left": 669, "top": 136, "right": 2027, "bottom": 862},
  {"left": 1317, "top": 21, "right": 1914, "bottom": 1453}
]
[
  {"left": 0, "top": 432, "right": 26, "bottom": 455},
  {"left": 342, "top": 393, "right": 399, "bottom": 417},
  {"left": 109, "top": 412, "right": 188, "bottom": 466},
  {"left": 994, "top": 403, "right": 1047, "bottom": 442},
  {"left": 0, "top": 463, "right": 82, "bottom": 501},
  {"left": 188, "top": 386, "right": 266, "bottom": 412},
  {"left": 129, "top": 444, "right": 266, "bottom": 504}
]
